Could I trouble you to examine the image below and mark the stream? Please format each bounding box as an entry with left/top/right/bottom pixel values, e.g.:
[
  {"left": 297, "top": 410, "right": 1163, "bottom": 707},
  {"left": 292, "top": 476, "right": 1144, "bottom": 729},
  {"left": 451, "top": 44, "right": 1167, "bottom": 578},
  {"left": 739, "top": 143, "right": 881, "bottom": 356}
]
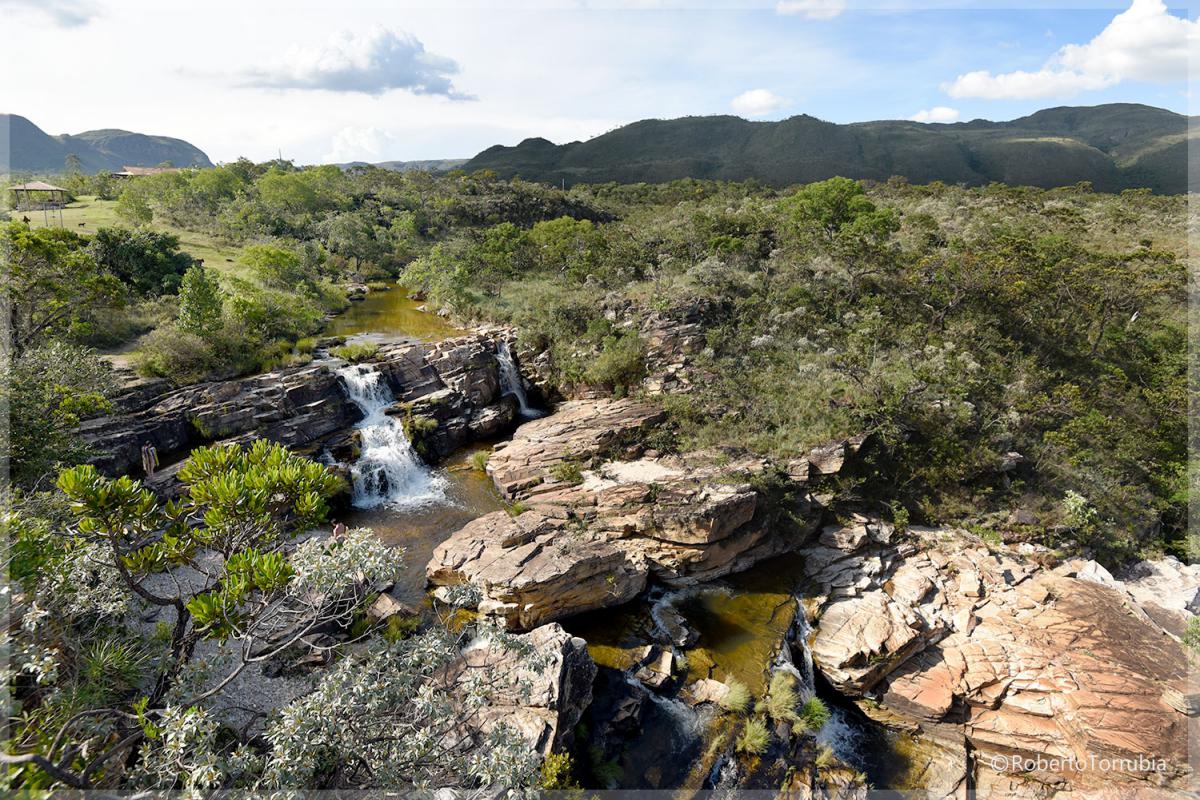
[{"left": 324, "top": 284, "right": 918, "bottom": 792}]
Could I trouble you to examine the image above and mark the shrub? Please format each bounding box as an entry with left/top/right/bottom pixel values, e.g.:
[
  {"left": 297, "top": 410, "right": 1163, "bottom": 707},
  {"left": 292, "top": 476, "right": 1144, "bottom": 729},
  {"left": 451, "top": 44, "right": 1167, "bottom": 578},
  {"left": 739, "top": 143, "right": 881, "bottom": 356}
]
[
  {"left": 539, "top": 752, "right": 580, "bottom": 790},
  {"left": 585, "top": 332, "right": 646, "bottom": 396},
  {"left": 471, "top": 450, "right": 489, "bottom": 472}
]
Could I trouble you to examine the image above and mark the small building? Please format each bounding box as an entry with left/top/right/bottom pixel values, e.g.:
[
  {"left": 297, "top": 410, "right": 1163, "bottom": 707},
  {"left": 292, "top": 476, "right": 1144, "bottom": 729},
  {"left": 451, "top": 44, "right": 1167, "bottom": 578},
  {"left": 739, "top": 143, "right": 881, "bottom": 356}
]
[
  {"left": 112, "top": 165, "right": 183, "bottom": 178},
  {"left": 9, "top": 180, "right": 70, "bottom": 211}
]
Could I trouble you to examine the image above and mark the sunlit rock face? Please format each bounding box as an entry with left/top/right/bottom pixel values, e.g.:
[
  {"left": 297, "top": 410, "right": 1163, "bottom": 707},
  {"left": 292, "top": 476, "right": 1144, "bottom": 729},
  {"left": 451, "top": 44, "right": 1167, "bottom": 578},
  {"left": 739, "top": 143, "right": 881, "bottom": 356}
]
[
  {"left": 427, "top": 398, "right": 864, "bottom": 629},
  {"left": 800, "top": 522, "right": 1197, "bottom": 796}
]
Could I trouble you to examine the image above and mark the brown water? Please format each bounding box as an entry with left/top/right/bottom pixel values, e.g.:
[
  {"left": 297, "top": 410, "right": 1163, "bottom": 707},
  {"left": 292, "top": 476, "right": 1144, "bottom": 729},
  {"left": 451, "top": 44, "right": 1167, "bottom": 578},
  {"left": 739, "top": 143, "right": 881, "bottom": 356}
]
[
  {"left": 324, "top": 284, "right": 466, "bottom": 341},
  {"left": 341, "top": 442, "right": 504, "bottom": 606}
]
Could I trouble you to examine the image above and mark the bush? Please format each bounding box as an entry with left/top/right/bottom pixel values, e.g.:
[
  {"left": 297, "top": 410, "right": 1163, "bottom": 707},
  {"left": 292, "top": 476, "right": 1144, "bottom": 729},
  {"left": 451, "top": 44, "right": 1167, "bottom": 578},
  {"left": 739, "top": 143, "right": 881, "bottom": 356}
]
[
  {"left": 765, "top": 670, "right": 800, "bottom": 724},
  {"left": 798, "top": 697, "right": 831, "bottom": 732},
  {"left": 550, "top": 459, "right": 584, "bottom": 485},
  {"left": 585, "top": 332, "right": 646, "bottom": 396}
]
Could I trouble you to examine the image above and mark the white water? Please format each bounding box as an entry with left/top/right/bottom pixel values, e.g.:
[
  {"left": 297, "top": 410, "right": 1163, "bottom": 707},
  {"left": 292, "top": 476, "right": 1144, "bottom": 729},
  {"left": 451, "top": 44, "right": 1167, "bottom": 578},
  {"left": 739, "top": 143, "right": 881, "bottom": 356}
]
[
  {"left": 497, "top": 341, "right": 544, "bottom": 419},
  {"left": 337, "top": 363, "right": 448, "bottom": 509}
]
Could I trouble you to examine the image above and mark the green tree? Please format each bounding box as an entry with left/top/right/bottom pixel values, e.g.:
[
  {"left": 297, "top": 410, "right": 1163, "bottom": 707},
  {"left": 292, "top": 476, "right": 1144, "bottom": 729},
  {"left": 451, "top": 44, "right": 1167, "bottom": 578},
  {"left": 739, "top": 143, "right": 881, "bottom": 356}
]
[
  {"left": 0, "top": 222, "right": 125, "bottom": 355},
  {"left": 87, "top": 227, "right": 197, "bottom": 296},
  {"left": 241, "top": 243, "right": 309, "bottom": 289},
  {"left": 5, "top": 342, "right": 117, "bottom": 485},
  {"left": 176, "top": 265, "right": 223, "bottom": 335}
]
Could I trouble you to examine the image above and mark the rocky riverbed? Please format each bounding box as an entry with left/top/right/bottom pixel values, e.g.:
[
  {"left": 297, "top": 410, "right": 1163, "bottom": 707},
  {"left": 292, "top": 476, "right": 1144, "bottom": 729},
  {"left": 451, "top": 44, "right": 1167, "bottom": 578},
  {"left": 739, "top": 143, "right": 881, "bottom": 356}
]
[{"left": 77, "top": 313, "right": 1198, "bottom": 797}]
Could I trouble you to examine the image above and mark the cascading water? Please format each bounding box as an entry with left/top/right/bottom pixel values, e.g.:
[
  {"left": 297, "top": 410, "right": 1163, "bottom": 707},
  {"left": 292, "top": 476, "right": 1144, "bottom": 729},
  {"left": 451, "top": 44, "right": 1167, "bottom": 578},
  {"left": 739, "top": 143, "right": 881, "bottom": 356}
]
[
  {"left": 496, "top": 341, "right": 544, "bottom": 419},
  {"left": 336, "top": 363, "right": 448, "bottom": 509}
]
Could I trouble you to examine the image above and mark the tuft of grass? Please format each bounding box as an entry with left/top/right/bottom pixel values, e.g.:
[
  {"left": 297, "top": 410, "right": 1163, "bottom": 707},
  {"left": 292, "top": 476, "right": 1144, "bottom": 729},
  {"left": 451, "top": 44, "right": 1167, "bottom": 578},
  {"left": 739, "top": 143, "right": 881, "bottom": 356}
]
[
  {"left": 765, "top": 670, "right": 801, "bottom": 724},
  {"left": 798, "top": 697, "right": 831, "bottom": 732},
  {"left": 330, "top": 342, "right": 380, "bottom": 362},
  {"left": 506, "top": 500, "right": 529, "bottom": 516},
  {"left": 735, "top": 717, "right": 770, "bottom": 756},
  {"left": 470, "top": 450, "right": 489, "bottom": 472},
  {"left": 720, "top": 678, "right": 752, "bottom": 714},
  {"left": 550, "top": 459, "right": 584, "bottom": 485}
]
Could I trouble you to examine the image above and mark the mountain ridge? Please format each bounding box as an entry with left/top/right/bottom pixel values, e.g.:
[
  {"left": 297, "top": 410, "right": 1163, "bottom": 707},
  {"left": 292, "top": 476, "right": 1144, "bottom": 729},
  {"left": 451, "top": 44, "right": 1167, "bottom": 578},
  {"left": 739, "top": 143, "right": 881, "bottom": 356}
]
[
  {"left": 462, "top": 103, "right": 1195, "bottom": 193},
  {"left": 2, "top": 114, "right": 213, "bottom": 174}
]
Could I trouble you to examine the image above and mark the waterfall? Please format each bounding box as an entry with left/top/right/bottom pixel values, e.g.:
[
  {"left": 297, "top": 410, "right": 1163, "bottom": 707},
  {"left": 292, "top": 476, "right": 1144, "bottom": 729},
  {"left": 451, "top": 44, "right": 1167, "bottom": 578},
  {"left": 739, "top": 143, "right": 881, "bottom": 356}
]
[
  {"left": 336, "top": 363, "right": 448, "bottom": 509},
  {"left": 790, "top": 602, "right": 817, "bottom": 700},
  {"left": 496, "top": 341, "right": 543, "bottom": 419}
]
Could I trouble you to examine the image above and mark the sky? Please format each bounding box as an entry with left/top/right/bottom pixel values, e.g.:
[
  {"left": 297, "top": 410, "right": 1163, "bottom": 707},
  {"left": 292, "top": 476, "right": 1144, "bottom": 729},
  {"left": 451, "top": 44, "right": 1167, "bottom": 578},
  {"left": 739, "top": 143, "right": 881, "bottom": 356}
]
[{"left": 1, "top": 0, "right": 1195, "bottom": 164}]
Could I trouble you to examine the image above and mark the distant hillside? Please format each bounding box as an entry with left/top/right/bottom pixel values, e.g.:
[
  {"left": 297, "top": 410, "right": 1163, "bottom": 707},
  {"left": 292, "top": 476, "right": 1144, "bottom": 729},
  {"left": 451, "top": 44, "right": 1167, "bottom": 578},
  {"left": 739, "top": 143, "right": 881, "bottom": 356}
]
[
  {"left": 463, "top": 104, "right": 1195, "bottom": 193},
  {"left": 337, "top": 158, "right": 468, "bottom": 173},
  {"left": 2, "top": 114, "right": 213, "bottom": 174}
]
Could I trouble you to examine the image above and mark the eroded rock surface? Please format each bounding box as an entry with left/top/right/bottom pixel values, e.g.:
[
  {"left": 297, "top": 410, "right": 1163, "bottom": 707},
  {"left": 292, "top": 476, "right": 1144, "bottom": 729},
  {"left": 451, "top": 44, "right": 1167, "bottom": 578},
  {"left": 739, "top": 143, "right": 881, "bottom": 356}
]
[
  {"left": 801, "top": 521, "right": 1197, "bottom": 796},
  {"left": 429, "top": 398, "right": 857, "bottom": 629}
]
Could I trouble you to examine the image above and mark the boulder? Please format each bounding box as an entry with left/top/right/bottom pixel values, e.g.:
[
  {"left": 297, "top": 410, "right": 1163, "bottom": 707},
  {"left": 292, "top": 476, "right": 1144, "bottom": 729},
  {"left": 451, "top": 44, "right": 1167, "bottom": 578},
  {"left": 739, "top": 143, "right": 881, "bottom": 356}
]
[{"left": 450, "top": 623, "right": 596, "bottom": 755}]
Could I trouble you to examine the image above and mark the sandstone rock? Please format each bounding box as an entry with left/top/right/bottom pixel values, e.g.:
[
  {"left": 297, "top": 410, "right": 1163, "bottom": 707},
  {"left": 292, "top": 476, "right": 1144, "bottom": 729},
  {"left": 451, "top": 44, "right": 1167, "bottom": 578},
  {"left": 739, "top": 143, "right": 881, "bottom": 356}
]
[
  {"left": 449, "top": 623, "right": 596, "bottom": 755},
  {"left": 428, "top": 510, "right": 649, "bottom": 629},
  {"left": 801, "top": 525, "right": 1195, "bottom": 795},
  {"left": 685, "top": 678, "right": 731, "bottom": 706}
]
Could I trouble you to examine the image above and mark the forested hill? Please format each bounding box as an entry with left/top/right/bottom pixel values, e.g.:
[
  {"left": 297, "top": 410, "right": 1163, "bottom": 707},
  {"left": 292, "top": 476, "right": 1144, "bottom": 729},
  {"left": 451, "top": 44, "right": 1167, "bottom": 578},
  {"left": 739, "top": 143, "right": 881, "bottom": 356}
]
[
  {"left": 463, "top": 103, "right": 1195, "bottom": 193},
  {"left": 1, "top": 114, "right": 213, "bottom": 173}
]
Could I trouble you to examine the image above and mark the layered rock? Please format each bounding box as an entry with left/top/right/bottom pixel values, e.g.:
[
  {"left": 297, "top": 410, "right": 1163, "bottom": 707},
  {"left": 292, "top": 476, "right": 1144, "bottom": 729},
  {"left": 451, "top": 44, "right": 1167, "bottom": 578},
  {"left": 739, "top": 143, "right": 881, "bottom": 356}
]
[
  {"left": 800, "top": 521, "right": 1197, "bottom": 796},
  {"left": 448, "top": 623, "right": 596, "bottom": 755},
  {"left": 429, "top": 398, "right": 853, "bottom": 629},
  {"left": 79, "top": 334, "right": 521, "bottom": 484}
]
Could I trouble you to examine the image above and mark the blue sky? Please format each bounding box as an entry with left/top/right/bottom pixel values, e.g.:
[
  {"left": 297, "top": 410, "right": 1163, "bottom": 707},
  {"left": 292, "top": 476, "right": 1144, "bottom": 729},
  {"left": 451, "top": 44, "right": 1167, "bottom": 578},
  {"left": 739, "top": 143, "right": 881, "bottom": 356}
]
[{"left": 2, "top": 0, "right": 1194, "bottom": 163}]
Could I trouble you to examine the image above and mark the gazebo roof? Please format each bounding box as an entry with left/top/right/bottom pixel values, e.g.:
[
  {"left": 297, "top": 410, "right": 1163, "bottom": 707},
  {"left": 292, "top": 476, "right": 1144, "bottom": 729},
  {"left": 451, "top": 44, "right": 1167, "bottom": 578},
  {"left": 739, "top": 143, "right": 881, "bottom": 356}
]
[{"left": 10, "top": 181, "right": 67, "bottom": 192}]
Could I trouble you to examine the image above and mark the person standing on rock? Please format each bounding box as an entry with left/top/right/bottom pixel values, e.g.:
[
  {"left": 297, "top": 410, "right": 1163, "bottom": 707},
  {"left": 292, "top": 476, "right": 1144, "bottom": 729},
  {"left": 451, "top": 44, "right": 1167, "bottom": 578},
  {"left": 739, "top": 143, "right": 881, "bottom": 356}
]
[{"left": 141, "top": 442, "right": 159, "bottom": 476}]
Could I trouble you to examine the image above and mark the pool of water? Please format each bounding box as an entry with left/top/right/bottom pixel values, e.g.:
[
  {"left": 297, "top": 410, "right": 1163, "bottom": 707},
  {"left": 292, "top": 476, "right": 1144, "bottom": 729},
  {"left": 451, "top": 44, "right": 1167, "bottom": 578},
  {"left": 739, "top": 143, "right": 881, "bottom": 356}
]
[
  {"left": 324, "top": 284, "right": 466, "bottom": 341},
  {"left": 340, "top": 443, "right": 505, "bottom": 605}
]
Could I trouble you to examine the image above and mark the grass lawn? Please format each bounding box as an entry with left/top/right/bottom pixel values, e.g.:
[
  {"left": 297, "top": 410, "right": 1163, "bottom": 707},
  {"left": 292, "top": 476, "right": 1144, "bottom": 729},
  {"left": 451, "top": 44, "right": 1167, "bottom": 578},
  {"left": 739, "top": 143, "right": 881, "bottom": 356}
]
[{"left": 21, "top": 196, "right": 252, "bottom": 279}]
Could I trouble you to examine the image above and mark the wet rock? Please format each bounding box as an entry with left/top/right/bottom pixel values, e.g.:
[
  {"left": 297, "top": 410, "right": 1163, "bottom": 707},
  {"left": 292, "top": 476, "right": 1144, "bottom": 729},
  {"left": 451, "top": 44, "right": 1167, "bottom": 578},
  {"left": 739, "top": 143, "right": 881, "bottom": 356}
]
[
  {"left": 79, "top": 334, "right": 525, "bottom": 490},
  {"left": 802, "top": 524, "right": 1195, "bottom": 795},
  {"left": 632, "top": 646, "right": 674, "bottom": 690}
]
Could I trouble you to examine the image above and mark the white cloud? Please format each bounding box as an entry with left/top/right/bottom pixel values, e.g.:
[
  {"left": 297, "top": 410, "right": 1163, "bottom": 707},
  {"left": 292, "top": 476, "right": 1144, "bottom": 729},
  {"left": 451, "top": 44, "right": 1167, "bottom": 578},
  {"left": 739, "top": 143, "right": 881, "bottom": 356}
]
[
  {"left": 239, "top": 26, "right": 469, "bottom": 98},
  {"left": 909, "top": 106, "right": 960, "bottom": 123},
  {"left": 731, "top": 89, "right": 787, "bottom": 117},
  {"left": 0, "top": 0, "right": 96, "bottom": 26},
  {"left": 945, "top": 0, "right": 1197, "bottom": 100},
  {"left": 775, "top": 0, "right": 844, "bottom": 20},
  {"left": 323, "top": 126, "right": 397, "bottom": 164}
]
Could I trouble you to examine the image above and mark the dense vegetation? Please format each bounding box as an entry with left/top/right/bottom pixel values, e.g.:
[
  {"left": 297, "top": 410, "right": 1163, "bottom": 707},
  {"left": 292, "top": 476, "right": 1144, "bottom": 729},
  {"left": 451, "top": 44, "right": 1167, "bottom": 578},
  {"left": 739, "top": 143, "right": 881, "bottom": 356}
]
[
  {"left": 2, "top": 154, "right": 1192, "bottom": 791},
  {"left": 3, "top": 163, "right": 1190, "bottom": 561},
  {"left": 463, "top": 103, "right": 1194, "bottom": 193}
]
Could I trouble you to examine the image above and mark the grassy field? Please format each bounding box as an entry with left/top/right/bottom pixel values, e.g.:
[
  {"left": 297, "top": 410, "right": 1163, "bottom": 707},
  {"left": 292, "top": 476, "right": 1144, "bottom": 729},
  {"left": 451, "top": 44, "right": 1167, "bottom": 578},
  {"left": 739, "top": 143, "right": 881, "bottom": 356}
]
[{"left": 21, "top": 196, "right": 252, "bottom": 279}]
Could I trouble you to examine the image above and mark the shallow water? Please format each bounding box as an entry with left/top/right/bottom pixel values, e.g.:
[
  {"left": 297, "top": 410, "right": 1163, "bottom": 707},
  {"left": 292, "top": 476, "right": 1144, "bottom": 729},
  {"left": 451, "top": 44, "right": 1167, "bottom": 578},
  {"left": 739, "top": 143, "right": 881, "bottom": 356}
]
[
  {"left": 341, "top": 443, "right": 504, "bottom": 605},
  {"left": 324, "top": 284, "right": 466, "bottom": 341}
]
